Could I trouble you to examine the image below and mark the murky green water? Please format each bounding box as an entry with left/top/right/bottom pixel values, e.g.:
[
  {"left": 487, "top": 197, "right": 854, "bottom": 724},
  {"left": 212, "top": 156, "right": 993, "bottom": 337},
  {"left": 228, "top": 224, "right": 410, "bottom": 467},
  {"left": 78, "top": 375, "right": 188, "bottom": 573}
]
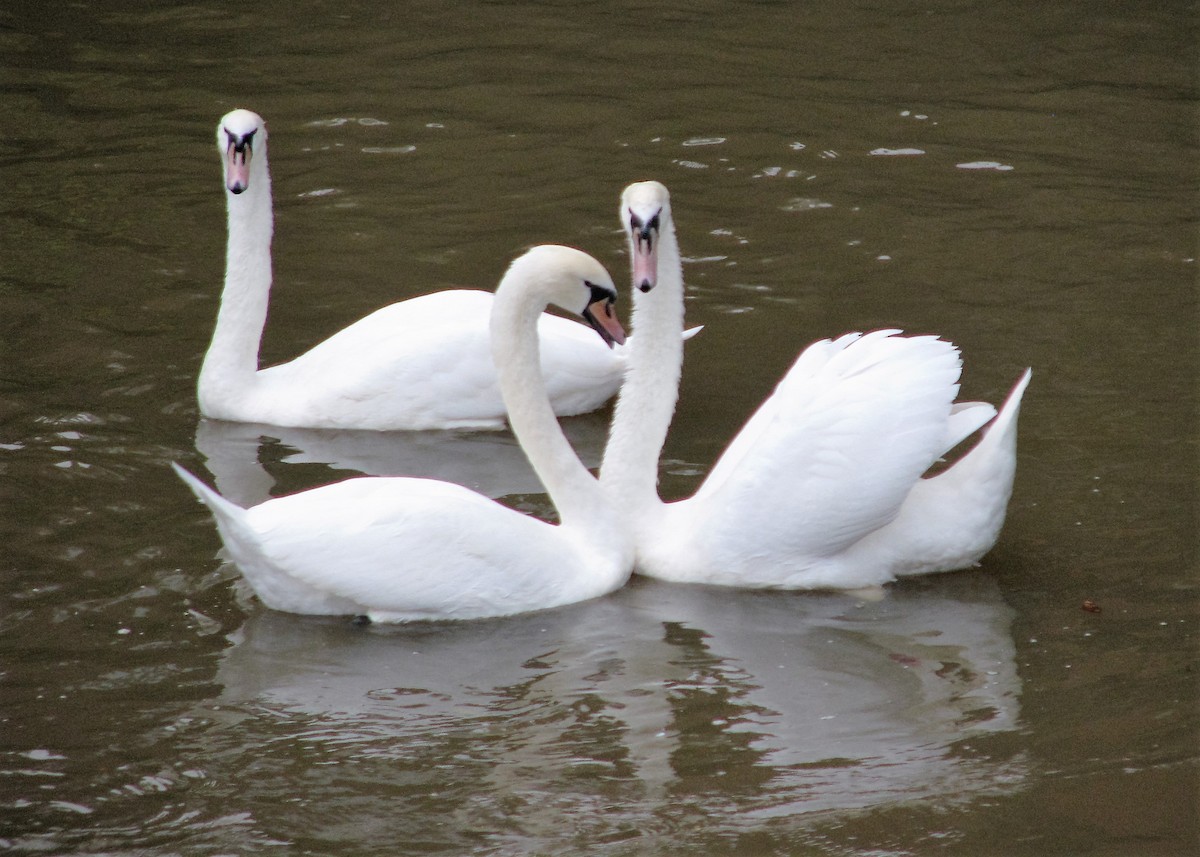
[{"left": 1, "top": 0, "right": 1195, "bottom": 854}]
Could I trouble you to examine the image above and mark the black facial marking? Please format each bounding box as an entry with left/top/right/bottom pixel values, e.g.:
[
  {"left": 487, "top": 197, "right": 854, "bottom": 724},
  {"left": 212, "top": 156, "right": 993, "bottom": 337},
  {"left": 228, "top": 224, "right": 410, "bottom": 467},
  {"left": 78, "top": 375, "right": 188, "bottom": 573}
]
[
  {"left": 585, "top": 280, "right": 617, "bottom": 306},
  {"left": 224, "top": 127, "right": 257, "bottom": 161},
  {"left": 629, "top": 207, "right": 661, "bottom": 254},
  {"left": 581, "top": 287, "right": 621, "bottom": 348}
]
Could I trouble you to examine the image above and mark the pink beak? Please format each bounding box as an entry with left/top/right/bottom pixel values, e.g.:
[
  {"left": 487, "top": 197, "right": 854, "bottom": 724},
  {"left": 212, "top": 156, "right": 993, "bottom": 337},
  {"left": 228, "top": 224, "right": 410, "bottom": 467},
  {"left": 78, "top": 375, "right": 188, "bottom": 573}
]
[
  {"left": 226, "top": 144, "right": 251, "bottom": 194},
  {"left": 630, "top": 213, "right": 658, "bottom": 292}
]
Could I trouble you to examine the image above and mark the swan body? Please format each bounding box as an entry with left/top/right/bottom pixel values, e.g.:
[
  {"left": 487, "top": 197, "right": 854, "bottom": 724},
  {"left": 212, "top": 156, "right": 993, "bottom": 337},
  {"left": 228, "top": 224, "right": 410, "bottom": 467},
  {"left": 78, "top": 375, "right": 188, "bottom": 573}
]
[
  {"left": 198, "top": 109, "right": 626, "bottom": 430},
  {"left": 600, "top": 181, "right": 1030, "bottom": 590},
  {"left": 178, "top": 245, "right": 634, "bottom": 622}
]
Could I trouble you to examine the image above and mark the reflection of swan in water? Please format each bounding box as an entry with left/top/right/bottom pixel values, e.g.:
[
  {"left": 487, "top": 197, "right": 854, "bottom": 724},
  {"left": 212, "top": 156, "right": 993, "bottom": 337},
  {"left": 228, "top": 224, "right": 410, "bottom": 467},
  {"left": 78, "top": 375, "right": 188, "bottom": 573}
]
[
  {"left": 205, "top": 574, "right": 1025, "bottom": 831},
  {"left": 620, "top": 575, "right": 1023, "bottom": 817},
  {"left": 193, "top": 411, "right": 612, "bottom": 507}
]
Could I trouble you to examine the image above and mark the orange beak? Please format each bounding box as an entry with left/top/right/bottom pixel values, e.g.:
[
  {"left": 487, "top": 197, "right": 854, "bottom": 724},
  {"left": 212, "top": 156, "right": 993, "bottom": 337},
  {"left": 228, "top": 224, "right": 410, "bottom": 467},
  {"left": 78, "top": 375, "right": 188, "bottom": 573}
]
[{"left": 583, "top": 296, "right": 626, "bottom": 347}]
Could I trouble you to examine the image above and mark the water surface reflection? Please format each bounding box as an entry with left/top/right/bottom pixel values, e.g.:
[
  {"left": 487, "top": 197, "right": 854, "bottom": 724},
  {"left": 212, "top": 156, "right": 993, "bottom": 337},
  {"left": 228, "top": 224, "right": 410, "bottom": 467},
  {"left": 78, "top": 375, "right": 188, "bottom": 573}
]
[
  {"left": 190, "top": 575, "right": 1025, "bottom": 851},
  {"left": 193, "top": 412, "right": 612, "bottom": 505}
]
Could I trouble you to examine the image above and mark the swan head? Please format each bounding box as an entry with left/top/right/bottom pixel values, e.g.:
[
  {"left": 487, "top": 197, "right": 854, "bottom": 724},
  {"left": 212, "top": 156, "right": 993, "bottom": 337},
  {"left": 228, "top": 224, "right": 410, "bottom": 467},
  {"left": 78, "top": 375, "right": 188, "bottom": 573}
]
[
  {"left": 620, "top": 181, "right": 671, "bottom": 293},
  {"left": 217, "top": 109, "right": 267, "bottom": 195},
  {"left": 505, "top": 245, "right": 627, "bottom": 347}
]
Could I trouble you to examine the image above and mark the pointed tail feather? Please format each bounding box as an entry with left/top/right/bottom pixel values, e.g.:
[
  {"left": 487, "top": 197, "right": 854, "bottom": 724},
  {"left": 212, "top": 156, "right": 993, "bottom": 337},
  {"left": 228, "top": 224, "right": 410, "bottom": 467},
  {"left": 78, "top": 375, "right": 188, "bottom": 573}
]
[
  {"left": 172, "top": 463, "right": 358, "bottom": 616},
  {"left": 996, "top": 367, "right": 1032, "bottom": 434},
  {"left": 173, "top": 462, "right": 248, "bottom": 529},
  {"left": 883, "top": 368, "right": 1032, "bottom": 576},
  {"left": 956, "top": 368, "right": 1031, "bottom": 475},
  {"left": 172, "top": 462, "right": 269, "bottom": 572}
]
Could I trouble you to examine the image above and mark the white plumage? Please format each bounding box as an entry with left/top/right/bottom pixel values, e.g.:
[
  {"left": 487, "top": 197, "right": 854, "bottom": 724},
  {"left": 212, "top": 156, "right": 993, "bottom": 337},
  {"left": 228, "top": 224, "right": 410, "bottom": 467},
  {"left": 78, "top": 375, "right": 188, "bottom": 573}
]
[
  {"left": 198, "top": 109, "right": 625, "bottom": 430},
  {"left": 600, "top": 181, "right": 1030, "bottom": 590},
  {"left": 178, "top": 245, "right": 634, "bottom": 622}
]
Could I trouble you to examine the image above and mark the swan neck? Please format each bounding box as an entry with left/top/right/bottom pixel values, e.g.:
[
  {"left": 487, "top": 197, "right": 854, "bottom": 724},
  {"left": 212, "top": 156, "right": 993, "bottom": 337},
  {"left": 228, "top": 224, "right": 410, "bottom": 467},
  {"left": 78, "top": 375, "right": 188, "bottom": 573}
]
[
  {"left": 198, "top": 151, "right": 274, "bottom": 407},
  {"left": 491, "top": 276, "right": 612, "bottom": 531},
  {"left": 600, "top": 217, "right": 684, "bottom": 510}
]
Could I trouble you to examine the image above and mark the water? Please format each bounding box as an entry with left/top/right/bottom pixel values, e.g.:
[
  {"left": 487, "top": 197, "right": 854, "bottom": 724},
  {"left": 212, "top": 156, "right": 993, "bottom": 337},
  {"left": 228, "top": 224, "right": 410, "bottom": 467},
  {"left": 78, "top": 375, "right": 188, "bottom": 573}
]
[{"left": 1, "top": 0, "right": 1196, "bottom": 853}]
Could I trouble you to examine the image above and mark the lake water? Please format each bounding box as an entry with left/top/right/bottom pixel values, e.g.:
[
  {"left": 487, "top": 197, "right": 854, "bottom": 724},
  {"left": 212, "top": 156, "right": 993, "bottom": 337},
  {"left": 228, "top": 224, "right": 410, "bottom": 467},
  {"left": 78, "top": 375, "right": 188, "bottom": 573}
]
[{"left": 1, "top": 0, "right": 1196, "bottom": 854}]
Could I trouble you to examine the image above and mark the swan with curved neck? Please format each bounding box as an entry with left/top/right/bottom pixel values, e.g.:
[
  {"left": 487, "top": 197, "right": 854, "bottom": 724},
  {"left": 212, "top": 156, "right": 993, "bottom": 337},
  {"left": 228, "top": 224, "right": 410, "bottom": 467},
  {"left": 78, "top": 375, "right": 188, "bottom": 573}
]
[
  {"left": 600, "top": 180, "right": 1030, "bottom": 590},
  {"left": 198, "top": 109, "right": 626, "bottom": 430},
  {"left": 177, "top": 245, "right": 634, "bottom": 621}
]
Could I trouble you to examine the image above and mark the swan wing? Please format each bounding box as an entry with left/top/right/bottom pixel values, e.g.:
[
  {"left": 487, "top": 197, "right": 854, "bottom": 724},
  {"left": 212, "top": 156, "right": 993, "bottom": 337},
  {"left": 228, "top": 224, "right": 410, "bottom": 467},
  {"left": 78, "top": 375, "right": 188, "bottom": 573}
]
[
  {"left": 688, "top": 330, "right": 962, "bottom": 560},
  {"left": 242, "top": 476, "right": 586, "bottom": 621}
]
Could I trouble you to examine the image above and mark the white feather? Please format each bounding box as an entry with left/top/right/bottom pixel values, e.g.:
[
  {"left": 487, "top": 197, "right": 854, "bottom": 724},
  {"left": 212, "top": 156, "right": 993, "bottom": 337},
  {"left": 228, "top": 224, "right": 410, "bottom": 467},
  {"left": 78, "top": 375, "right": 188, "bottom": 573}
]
[
  {"left": 199, "top": 109, "right": 625, "bottom": 431},
  {"left": 179, "top": 245, "right": 635, "bottom": 622},
  {"left": 601, "top": 181, "right": 1030, "bottom": 590}
]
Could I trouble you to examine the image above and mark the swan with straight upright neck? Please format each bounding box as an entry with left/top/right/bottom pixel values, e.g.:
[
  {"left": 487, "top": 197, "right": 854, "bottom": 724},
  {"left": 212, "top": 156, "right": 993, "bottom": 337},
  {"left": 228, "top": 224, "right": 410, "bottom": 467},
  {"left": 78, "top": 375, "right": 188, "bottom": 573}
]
[
  {"left": 600, "top": 181, "right": 1030, "bottom": 590},
  {"left": 198, "top": 109, "right": 626, "bottom": 430},
  {"left": 177, "top": 245, "right": 634, "bottom": 622}
]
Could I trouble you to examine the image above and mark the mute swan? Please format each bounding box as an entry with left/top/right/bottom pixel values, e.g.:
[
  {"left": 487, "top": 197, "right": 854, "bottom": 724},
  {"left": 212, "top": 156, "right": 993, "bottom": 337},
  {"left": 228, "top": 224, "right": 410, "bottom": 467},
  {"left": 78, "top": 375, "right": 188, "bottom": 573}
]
[
  {"left": 600, "top": 180, "right": 1031, "bottom": 590},
  {"left": 198, "top": 109, "right": 626, "bottom": 430},
  {"left": 177, "top": 245, "right": 634, "bottom": 622}
]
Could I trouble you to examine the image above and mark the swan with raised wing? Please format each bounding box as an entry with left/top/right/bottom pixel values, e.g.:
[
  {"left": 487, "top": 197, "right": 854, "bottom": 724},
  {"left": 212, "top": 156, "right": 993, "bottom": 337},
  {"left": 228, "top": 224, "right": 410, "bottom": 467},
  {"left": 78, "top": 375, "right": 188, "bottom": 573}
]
[
  {"left": 177, "top": 245, "right": 634, "bottom": 622},
  {"left": 199, "top": 109, "right": 627, "bottom": 430},
  {"left": 600, "top": 180, "right": 1030, "bottom": 590}
]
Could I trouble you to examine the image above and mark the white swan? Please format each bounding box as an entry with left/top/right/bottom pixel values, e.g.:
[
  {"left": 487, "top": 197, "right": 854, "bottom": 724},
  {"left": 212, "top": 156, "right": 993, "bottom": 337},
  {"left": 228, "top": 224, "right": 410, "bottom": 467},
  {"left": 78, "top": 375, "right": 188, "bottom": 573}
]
[
  {"left": 600, "top": 180, "right": 1031, "bottom": 590},
  {"left": 177, "top": 245, "right": 634, "bottom": 622},
  {"left": 198, "top": 109, "right": 626, "bottom": 430}
]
